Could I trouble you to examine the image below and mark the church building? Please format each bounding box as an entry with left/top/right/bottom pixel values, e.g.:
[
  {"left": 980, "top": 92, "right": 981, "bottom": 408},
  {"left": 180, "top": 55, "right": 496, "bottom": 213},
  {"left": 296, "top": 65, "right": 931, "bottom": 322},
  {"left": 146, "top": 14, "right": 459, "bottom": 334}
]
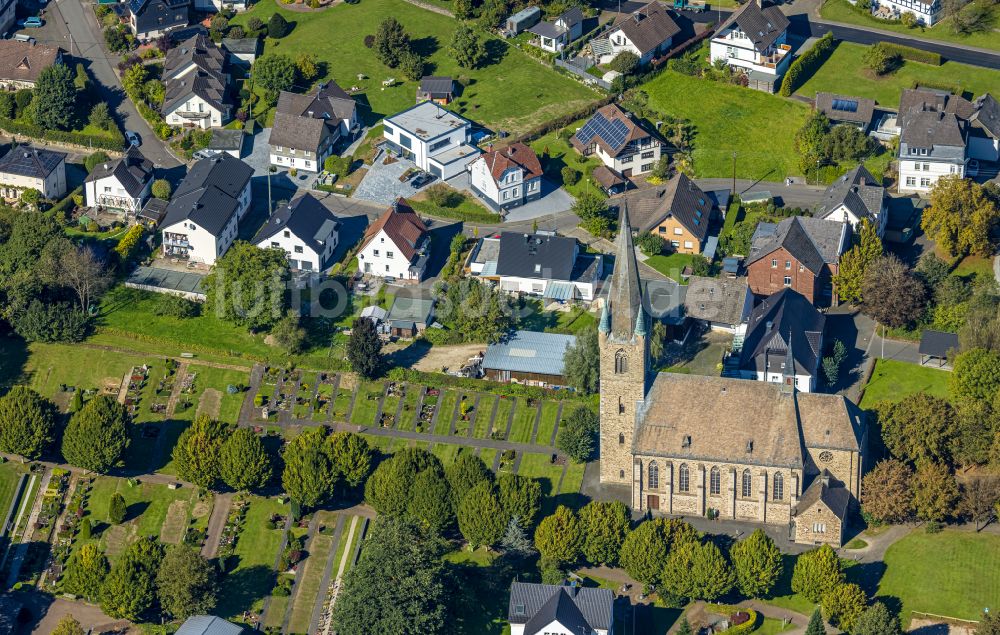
[{"left": 598, "top": 205, "right": 868, "bottom": 546}]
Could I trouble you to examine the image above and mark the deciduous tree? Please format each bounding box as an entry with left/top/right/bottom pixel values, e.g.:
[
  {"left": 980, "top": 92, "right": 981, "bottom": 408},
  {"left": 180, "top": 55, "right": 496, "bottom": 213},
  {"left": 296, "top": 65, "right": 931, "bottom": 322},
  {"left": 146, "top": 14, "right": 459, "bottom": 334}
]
[
  {"left": 497, "top": 472, "right": 540, "bottom": 528},
  {"left": 445, "top": 452, "right": 493, "bottom": 509},
  {"left": 923, "top": 176, "right": 1000, "bottom": 258},
  {"left": 861, "top": 459, "right": 913, "bottom": 524},
  {"left": 253, "top": 54, "right": 296, "bottom": 104},
  {"left": 450, "top": 25, "right": 486, "bottom": 69},
  {"left": 730, "top": 528, "right": 783, "bottom": 598},
  {"left": 365, "top": 448, "right": 441, "bottom": 516},
  {"left": 204, "top": 241, "right": 290, "bottom": 331},
  {"left": 834, "top": 218, "right": 882, "bottom": 304},
  {"left": 52, "top": 617, "right": 86, "bottom": 635},
  {"left": 534, "top": 505, "right": 582, "bottom": 565},
  {"left": 62, "top": 395, "right": 130, "bottom": 473},
  {"left": 855, "top": 602, "right": 901, "bottom": 635},
  {"left": 791, "top": 544, "right": 844, "bottom": 603},
  {"left": 951, "top": 348, "right": 1000, "bottom": 402},
  {"left": 661, "top": 540, "right": 735, "bottom": 601},
  {"left": 555, "top": 406, "right": 599, "bottom": 463},
  {"left": 579, "top": 500, "right": 630, "bottom": 566},
  {"left": 407, "top": 468, "right": 454, "bottom": 535},
  {"left": 959, "top": 477, "right": 1000, "bottom": 530},
  {"left": 822, "top": 582, "right": 868, "bottom": 634},
  {"left": 0, "top": 385, "right": 57, "bottom": 460},
  {"left": 100, "top": 538, "right": 164, "bottom": 621},
  {"left": 34, "top": 63, "right": 77, "bottom": 130},
  {"left": 563, "top": 326, "right": 600, "bottom": 393},
  {"left": 327, "top": 431, "right": 373, "bottom": 490},
  {"left": 862, "top": 255, "right": 926, "bottom": 329},
  {"left": 911, "top": 461, "right": 959, "bottom": 522},
  {"left": 219, "top": 427, "right": 273, "bottom": 492},
  {"left": 619, "top": 518, "right": 699, "bottom": 587},
  {"left": 156, "top": 545, "right": 218, "bottom": 620},
  {"left": 62, "top": 543, "right": 109, "bottom": 602},
  {"left": 151, "top": 179, "right": 172, "bottom": 200},
  {"left": 282, "top": 427, "right": 337, "bottom": 508},
  {"left": 878, "top": 394, "right": 956, "bottom": 466}
]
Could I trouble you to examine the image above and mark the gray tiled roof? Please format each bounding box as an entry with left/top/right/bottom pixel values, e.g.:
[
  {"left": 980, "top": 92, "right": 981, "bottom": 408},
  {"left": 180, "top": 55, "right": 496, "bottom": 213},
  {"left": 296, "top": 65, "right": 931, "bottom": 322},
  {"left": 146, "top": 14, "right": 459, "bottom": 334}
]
[
  {"left": 162, "top": 154, "right": 252, "bottom": 236},
  {"left": 603, "top": 204, "right": 644, "bottom": 341},
  {"left": 900, "top": 110, "right": 965, "bottom": 149},
  {"left": 253, "top": 193, "right": 339, "bottom": 246},
  {"left": 816, "top": 165, "right": 884, "bottom": 225},
  {"left": 795, "top": 470, "right": 851, "bottom": 519},
  {"left": 84, "top": 146, "right": 153, "bottom": 197},
  {"left": 495, "top": 232, "right": 577, "bottom": 281},
  {"left": 163, "top": 70, "right": 229, "bottom": 114},
  {"left": 613, "top": 172, "right": 712, "bottom": 240},
  {"left": 747, "top": 216, "right": 847, "bottom": 274},
  {"left": 164, "top": 34, "right": 226, "bottom": 84},
  {"left": 814, "top": 92, "right": 875, "bottom": 126},
  {"left": 483, "top": 330, "right": 576, "bottom": 377},
  {"left": 508, "top": 582, "right": 613, "bottom": 633},
  {"left": 683, "top": 275, "right": 749, "bottom": 326},
  {"left": 418, "top": 76, "right": 454, "bottom": 96},
  {"left": 718, "top": 0, "right": 789, "bottom": 53},
  {"left": 611, "top": 1, "right": 680, "bottom": 56},
  {"left": 0, "top": 144, "right": 65, "bottom": 179},
  {"left": 971, "top": 93, "right": 1000, "bottom": 139},
  {"left": 175, "top": 615, "right": 245, "bottom": 635},
  {"left": 739, "top": 288, "right": 825, "bottom": 377}
]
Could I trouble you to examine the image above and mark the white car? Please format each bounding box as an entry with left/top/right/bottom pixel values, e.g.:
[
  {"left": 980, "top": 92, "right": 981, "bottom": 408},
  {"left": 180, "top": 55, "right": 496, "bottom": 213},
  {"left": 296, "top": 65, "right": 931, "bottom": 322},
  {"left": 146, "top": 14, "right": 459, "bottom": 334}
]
[{"left": 125, "top": 130, "right": 141, "bottom": 147}]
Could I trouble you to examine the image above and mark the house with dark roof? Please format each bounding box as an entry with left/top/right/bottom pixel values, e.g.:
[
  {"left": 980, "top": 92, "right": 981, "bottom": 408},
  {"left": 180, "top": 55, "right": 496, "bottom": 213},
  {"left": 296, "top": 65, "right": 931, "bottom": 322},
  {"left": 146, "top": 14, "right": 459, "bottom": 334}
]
[
  {"left": 485, "top": 231, "right": 603, "bottom": 301},
  {"left": 84, "top": 146, "right": 154, "bottom": 214},
  {"left": 221, "top": 37, "right": 261, "bottom": 67},
  {"left": 160, "top": 154, "right": 254, "bottom": 264},
  {"left": 814, "top": 92, "right": 876, "bottom": 131},
  {"left": 815, "top": 165, "right": 887, "bottom": 235},
  {"left": 592, "top": 165, "right": 628, "bottom": 195},
  {"left": 683, "top": 275, "right": 753, "bottom": 333},
  {"left": 745, "top": 215, "right": 849, "bottom": 306},
  {"left": 709, "top": 0, "right": 791, "bottom": 92},
  {"left": 739, "top": 288, "right": 825, "bottom": 393},
  {"left": 968, "top": 93, "right": 1000, "bottom": 162},
  {"left": 415, "top": 76, "right": 455, "bottom": 105},
  {"left": 527, "top": 6, "right": 584, "bottom": 53},
  {"left": 162, "top": 34, "right": 230, "bottom": 129},
  {"left": 253, "top": 193, "right": 340, "bottom": 272},
  {"left": 0, "top": 41, "right": 63, "bottom": 89},
  {"left": 386, "top": 289, "right": 436, "bottom": 337},
  {"left": 269, "top": 81, "right": 359, "bottom": 172},
  {"left": 571, "top": 104, "right": 662, "bottom": 177},
  {"left": 469, "top": 143, "right": 544, "bottom": 212},
  {"left": 357, "top": 198, "right": 430, "bottom": 281},
  {"left": 128, "top": 0, "right": 190, "bottom": 40},
  {"left": 602, "top": 1, "right": 680, "bottom": 65},
  {"left": 508, "top": 582, "right": 614, "bottom": 635},
  {"left": 611, "top": 173, "right": 715, "bottom": 254},
  {"left": 895, "top": 88, "right": 973, "bottom": 194},
  {"left": 0, "top": 144, "right": 67, "bottom": 199}
]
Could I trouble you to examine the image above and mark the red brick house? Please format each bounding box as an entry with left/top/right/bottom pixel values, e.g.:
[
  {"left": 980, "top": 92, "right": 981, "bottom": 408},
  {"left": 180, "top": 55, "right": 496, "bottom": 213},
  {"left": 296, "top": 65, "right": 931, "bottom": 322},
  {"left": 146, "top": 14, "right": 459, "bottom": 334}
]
[{"left": 745, "top": 216, "right": 849, "bottom": 306}]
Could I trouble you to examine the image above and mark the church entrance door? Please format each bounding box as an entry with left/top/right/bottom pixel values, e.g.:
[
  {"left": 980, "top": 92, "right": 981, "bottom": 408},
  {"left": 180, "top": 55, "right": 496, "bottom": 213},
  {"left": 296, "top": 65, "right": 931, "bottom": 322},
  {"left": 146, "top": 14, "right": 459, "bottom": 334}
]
[{"left": 646, "top": 495, "right": 659, "bottom": 511}]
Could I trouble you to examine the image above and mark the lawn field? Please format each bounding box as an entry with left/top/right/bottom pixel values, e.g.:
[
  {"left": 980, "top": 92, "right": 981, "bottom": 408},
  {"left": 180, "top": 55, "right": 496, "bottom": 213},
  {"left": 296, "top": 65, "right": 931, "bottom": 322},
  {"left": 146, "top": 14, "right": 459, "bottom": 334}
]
[
  {"left": 286, "top": 514, "right": 338, "bottom": 634},
  {"left": 349, "top": 382, "right": 383, "bottom": 426},
  {"left": 820, "top": 0, "right": 1000, "bottom": 52},
  {"left": 517, "top": 453, "right": 563, "bottom": 498},
  {"left": 859, "top": 358, "right": 951, "bottom": 408},
  {"left": 231, "top": 0, "right": 599, "bottom": 134},
  {"left": 493, "top": 398, "right": 513, "bottom": 439},
  {"left": 641, "top": 71, "right": 811, "bottom": 180},
  {"left": 508, "top": 400, "right": 538, "bottom": 444},
  {"left": 434, "top": 391, "right": 459, "bottom": 435},
  {"left": 21, "top": 343, "right": 147, "bottom": 402},
  {"left": 878, "top": 529, "right": 1000, "bottom": 624},
  {"left": 217, "top": 496, "right": 289, "bottom": 621},
  {"left": 479, "top": 448, "right": 498, "bottom": 470},
  {"left": 535, "top": 402, "right": 560, "bottom": 446},
  {"left": 0, "top": 462, "right": 26, "bottom": 531},
  {"left": 528, "top": 120, "right": 608, "bottom": 199},
  {"left": 645, "top": 253, "right": 703, "bottom": 283},
  {"left": 472, "top": 395, "right": 496, "bottom": 438},
  {"left": 796, "top": 42, "right": 1000, "bottom": 108},
  {"left": 559, "top": 461, "right": 586, "bottom": 495}
]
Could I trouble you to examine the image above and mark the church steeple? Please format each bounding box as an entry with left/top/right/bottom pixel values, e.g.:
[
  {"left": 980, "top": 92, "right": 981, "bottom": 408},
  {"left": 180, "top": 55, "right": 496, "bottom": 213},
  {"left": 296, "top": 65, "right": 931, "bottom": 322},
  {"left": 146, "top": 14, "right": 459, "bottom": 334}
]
[{"left": 606, "top": 202, "right": 644, "bottom": 342}]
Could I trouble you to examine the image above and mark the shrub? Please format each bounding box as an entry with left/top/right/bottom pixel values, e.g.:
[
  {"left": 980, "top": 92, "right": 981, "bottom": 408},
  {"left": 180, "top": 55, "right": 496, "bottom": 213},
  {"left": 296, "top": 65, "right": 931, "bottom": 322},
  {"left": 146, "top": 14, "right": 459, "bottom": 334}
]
[
  {"left": 84, "top": 151, "right": 111, "bottom": 173},
  {"left": 635, "top": 231, "right": 665, "bottom": 256},
  {"left": 561, "top": 166, "right": 580, "bottom": 186},
  {"left": 268, "top": 13, "right": 290, "bottom": 38},
  {"left": 152, "top": 295, "right": 200, "bottom": 319},
  {"left": 151, "top": 179, "right": 172, "bottom": 200},
  {"left": 780, "top": 32, "right": 835, "bottom": 97},
  {"left": 878, "top": 41, "right": 941, "bottom": 65},
  {"left": 900, "top": 11, "right": 918, "bottom": 27},
  {"left": 114, "top": 225, "right": 144, "bottom": 261},
  {"left": 608, "top": 51, "right": 640, "bottom": 75},
  {"left": 863, "top": 43, "right": 899, "bottom": 76}
]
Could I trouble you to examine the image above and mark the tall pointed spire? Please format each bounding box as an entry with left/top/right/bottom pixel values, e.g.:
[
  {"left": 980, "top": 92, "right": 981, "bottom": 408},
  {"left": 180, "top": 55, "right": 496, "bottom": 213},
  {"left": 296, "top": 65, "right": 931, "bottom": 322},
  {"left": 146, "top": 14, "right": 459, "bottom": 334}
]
[{"left": 606, "top": 201, "right": 644, "bottom": 341}]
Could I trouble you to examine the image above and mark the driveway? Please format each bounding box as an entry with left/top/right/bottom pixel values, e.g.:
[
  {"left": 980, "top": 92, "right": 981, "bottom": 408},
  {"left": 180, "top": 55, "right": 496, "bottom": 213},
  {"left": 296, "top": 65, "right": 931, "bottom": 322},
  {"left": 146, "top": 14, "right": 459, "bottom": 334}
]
[
  {"left": 447, "top": 173, "right": 575, "bottom": 222},
  {"left": 243, "top": 127, "right": 273, "bottom": 177},
  {"left": 353, "top": 155, "right": 426, "bottom": 205}
]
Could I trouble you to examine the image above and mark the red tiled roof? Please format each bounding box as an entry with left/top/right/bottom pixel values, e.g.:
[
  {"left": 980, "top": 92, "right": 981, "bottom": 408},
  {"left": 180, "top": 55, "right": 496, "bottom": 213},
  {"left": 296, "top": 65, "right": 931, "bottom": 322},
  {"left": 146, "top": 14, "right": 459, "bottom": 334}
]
[
  {"left": 484, "top": 142, "right": 543, "bottom": 184},
  {"left": 359, "top": 198, "right": 428, "bottom": 262}
]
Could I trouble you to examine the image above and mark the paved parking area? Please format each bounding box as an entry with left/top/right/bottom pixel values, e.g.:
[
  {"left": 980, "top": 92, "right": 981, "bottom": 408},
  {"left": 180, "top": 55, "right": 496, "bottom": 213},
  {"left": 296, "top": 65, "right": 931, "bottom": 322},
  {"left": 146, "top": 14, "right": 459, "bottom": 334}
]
[
  {"left": 447, "top": 173, "right": 575, "bottom": 222},
  {"left": 244, "top": 127, "right": 273, "bottom": 176},
  {"left": 353, "top": 155, "right": 425, "bottom": 205}
]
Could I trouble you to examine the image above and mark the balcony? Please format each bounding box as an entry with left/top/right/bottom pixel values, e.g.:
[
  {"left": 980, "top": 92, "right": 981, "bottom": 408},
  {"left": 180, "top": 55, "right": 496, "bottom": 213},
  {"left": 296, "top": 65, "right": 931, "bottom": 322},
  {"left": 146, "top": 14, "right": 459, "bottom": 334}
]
[
  {"left": 758, "top": 46, "right": 790, "bottom": 69},
  {"left": 164, "top": 234, "right": 190, "bottom": 248}
]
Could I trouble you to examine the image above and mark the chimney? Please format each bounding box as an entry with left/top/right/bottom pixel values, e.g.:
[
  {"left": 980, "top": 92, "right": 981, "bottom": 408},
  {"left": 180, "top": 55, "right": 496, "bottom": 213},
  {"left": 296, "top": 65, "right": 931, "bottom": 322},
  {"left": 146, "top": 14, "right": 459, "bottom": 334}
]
[
  {"left": 104, "top": 163, "right": 110, "bottom": 170},
  {"left": 765, "top": 320, "right": 773, "bottom": 330}
]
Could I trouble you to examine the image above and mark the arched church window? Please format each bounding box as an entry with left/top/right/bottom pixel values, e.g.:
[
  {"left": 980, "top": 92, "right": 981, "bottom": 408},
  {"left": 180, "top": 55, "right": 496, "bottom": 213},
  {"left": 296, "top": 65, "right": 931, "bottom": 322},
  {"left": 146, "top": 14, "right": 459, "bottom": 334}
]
[
  {"left": 615, "top": 350, "right": 628, "bottom": 374},
  {"left": 618, "top": 397, "right": 625, "bottom": 415},
  {"left": 710, "top": 467, "right": 721, "bottom": 495},
  {"left": 741, "top": 469, "right": 752, "bottom": 498},
  {"left": 648, "top": 462, "right": 659, "bottom": 489},
  {"left": 678, "top": 464, "right": 689, "bottom": 492},
  {"left": 773, "top": 473, "right": 784, "bottom": 500},
  {"left": 619, "top": 469, "right": 625, "bottom": 479}
]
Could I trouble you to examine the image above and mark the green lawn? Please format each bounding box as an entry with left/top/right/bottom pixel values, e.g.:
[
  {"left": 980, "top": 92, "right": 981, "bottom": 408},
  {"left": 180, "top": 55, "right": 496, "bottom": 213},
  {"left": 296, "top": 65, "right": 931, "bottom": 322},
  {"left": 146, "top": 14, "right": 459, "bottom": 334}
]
[
  {"left": 217, "top": 496, "right": 289, "bottom": 621},
  {"left": 641, "top": 70, "right": 811, "bottom": 180},
  {"left": 434, "top": 390, "right": 459, "bottom": 435},
  {"left": 559, "top": 461, "right": 586, "bottom": 494},
  {"left": 952, "top": 254, "right": 995, "bottom": 279},
  {"left": 287, "top": 516, "right": 337, "bottom": 634},
  {"left": 472, "top": 395, "right": 496, "bottom": 438},
  {"left": 535, "top": 401, "right": 560, "bottom": 446},
  {"left": 493, "top": 398, "right": 514, "bottom": 439},
  {"left": 431, "top": 442, "right": 463, "bottom": 466},
  {"left": 517, "top": 453, "right": 564, "bottom": 498},
  {"left": 0, "top": 462, "right": 27, "bottom": 532},
  {"left": 349, "top": 382, "right": 383, "bottom": 426},
  {"left": 645, "top": 253, "right": 702, "bottom": 283},
  {"left": 189, "top": 365, "right": 251, "bottom": 423},
  {"left": 879, "top": 529, "right": 1000, "bottom": 624},
  {"left": 508, "top": 400, "right": 539, "bottom": 444},
  {"left": 479, "top": 448, "right": 498, "bottom": 470},
  {"left": 796, "top": 41, "right": 1000, "bottom": 107},
  {"left": 859, "top": 358, "right": 952, "bottom": 408},
  {"left": 529, "top": 121, "right": 608, "bottom": 199},
  {"left": 820, "top": 0, "right": 1000, "bottom": 53},
  {"left": 83, "top": 477, "right": 196, "bottom": 558},
  {"left": 231, "top": 0, "right": 599, "bottom": 135},
  {"left": 21, "top": 342, "right": 148, "bottom": 403}
]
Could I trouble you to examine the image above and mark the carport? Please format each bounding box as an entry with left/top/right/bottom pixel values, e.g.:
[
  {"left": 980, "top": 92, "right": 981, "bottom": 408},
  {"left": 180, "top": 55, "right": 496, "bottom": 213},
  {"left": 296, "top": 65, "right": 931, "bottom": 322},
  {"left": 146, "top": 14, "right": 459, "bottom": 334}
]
[{"left": 918, "top": 330, "right": 959, "bottom": 367}]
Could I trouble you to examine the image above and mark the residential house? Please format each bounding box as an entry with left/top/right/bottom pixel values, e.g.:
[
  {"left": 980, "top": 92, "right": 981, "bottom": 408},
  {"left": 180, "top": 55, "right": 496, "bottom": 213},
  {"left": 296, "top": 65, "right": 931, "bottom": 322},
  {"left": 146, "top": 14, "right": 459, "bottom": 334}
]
[
  {"left": 527, "top": 7, "right": 584, "bottom": 53},
  {"left": 194, "top": 0, "right": 250, "bottom": 12},
  {"left": 469, "top": 143, "right": 543, "bottom": 211},
  {"left": 0, "top": 145, "right": 67, "bottom": 200},
  {"left": 709, "top": 0, "right": 791, "bottom": 93},
  {"left": 746, "top": 215, "right": 849, "bottom": 306},
  {"left": 466, "top": 233, "right": 500, "bottom": 276},
  {"left": 873, "top": 0, "right": 941, "bottom": 26},
  {"left": 270, "top": 81, "right": 359, "bottom": 172},
  {"left": 357, "top": 198, "right": 430, "bottom": 281},
  {"left": 487, "top": 231, "right": 603, "bottom": 301},
  {"left": 505, "top": 6, "right": 541, "bottom": 35},
  {"left": 160, "top": 154, "right": 253, "bottom": 264},
  {"left": 483, "top": 330, "right": 577, "bottom": 387},
  {"left": 84, "top": 146, "right": 154, "bottom": 214},
  {"left": 592, "top": 165, "right": 628, "bottom": 195},
  {"left": 814, "top": 92, "right": 876, "bottom": 131},
  {"left": 612, "top": 173, "right": 714, "bottom": 254},
  {"left": 415, "top": 76, "right": 455, "bottom": 105},
  {"left": 571, "top": 104, "right": 662, "bottom": 177},
  {"left": 208, "top": 128, "right": 244, "bottom": 158},
  {"left": 386, "top": 290, "right": 436, "bottom": 337},
  {"left": 253, "top": 193, "right": 340, "bottom": 272},
  {"left": 507, "top": 582, "right": 614, "bottom": 635},
  {"left": 739, "top": 287, "right": 825, "bottom": 393},
  {"left": 175, "top": 615, "right": 245, "bottom": 635},
  {"left": 815, "top": 165, "right": 888, "bottom": 235},
  {"left": 0, "top": 0, "right": 15, "bottom": 40},
  {"left": 0, "top": 41, "right": 63, "bottom": 90},
  {"left": 128, "top": 0, "right": 190, "bottom": 40},
  {"left": 162, "top": 34, "right": 230, "bottom": 129},
  {"left": 968, "top": 93, "right": 1000, "bottom": 163},
  {"left": 601, "top": 1, "right": 680, "bottom": 65},
  {"left": 382, "top": 102, "right": 481, "bottom": 179},
  {"left": 683, "top": 275, "right": 753, "bottom": 333},
  {"left": 221, "top": 37, "right": 261, "bottom": 67}
]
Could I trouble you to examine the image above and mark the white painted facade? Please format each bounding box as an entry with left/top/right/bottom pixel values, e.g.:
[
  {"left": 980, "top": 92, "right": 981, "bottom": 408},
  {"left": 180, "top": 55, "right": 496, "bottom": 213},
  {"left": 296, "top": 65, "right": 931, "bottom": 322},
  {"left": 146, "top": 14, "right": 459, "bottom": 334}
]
[
  {"left": 872, "top": 0, "right": 941, "bottom": 25},
  {"left": 593, "top": 140, "right": 661, "bottom": 176},
  {"left": 84, "top": 172, "right": 152, "bottom": 214},
  {"left": 164, "top": 93, "right": 227, "bottom": 129},
  {"left": 358, "top": 228, "right": 425, "bottom": 280},
  {"left": 604, "top": 28, "right": 669, "bottom": 65},
  {"left": 468, "top": 157, "right": 542, "bottom": 210},
  {"left": 497, "top": 275, "right": 598, "bottom": 301},
  {"left": 898, "top": 157, "right": 965, "bottom": 194},
  {"left": 161, "top": 214, "right": 239, "bottom": 265},
  {"left": 256, "top": 226, "right": 338, "bottom": 272},
  {"left": 509, "top": 622, "right": 609, "bottom": 635},
  {"left": 0, "top": 161, "right": 66, "bottom": 199},
  {"left": 709, "top": 25, "right": 791, "bottom": 77},
  {"left": 382, "top": 104, "right": 481, "bottom": 179},
  {"left": 746, "top": 369, "right": 816, "bottom": 393},
  {"left": 822, "top": 201, "right": 888, "bottom": 236}
]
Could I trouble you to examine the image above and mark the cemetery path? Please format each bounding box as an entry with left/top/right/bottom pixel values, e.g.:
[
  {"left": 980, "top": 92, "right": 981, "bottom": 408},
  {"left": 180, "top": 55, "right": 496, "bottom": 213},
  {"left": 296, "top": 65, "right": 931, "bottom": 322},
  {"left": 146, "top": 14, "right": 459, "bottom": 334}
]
[{"left": 202, "top": 492, "right": 234, "bottom": 559}]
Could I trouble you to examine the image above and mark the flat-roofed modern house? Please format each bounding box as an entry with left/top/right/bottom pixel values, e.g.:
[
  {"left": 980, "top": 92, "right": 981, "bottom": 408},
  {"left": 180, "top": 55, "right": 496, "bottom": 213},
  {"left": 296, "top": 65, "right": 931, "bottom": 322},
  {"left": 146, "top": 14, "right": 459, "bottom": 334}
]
[
  {"left": 382, "top": 102, "right": 481, "bottom": 179},
  {"left": 84, "top": 146, "right": 154, "bottom": 214},
  {"left": 815, "top": 165, "right": 888, "bottom": 235},
  {"left": 468, "top": 143, "right": 544, "bottom": 211},
  {"left": 571, "top": 104, "right": 661, "bottom": 177},
  {"left": 162, "top": 34, "right": 230, "bottom": 129},
  {"left": 415, "top": 76, "right": 455, "bottom": 105},
  {"left": 612, "top": 172, "right": 715, "bottom": 254},
  {"left": 0, "top": 41, "right": 63, "bottom": 90},
  {"left": 253, "top": 193, "right": 340, "bottom": 272},
  {"left": 739, "top": 287, "right": 825, "bottom": 393},
  {"left": 128, "top": 0, "right": 190, "bottom": 41},
  {"left": 270, "top": 81, "right": 359, "bottom": 172},
  {"left": 527, "top": 7, "right": 584, "bottom": 53},
  {"left": 814, "top": 93, "right": 876, "bottom": 131},
  {"left": 483, "top": 330, "right": 577, "bottom": 387},
  {"left": 600, "top": 1, "right": 680, "bottom": 65},
  {"left": 507, "top": 582, "right": 613, "bottom": 635},
  {"left": 709, "top": 0, "right": 791, "bottom": 93},
  {"left": 159, "top": 154, "right": 253, "bottom": 264},
  {"left": 485, "top": 231, "right": 603, "bottom": 301},
  {"left": 505, "top": 6, "right": 541, "bottom": 34},
  {"left": 0, "top": 144, "right": 67, "bottom": 200}
]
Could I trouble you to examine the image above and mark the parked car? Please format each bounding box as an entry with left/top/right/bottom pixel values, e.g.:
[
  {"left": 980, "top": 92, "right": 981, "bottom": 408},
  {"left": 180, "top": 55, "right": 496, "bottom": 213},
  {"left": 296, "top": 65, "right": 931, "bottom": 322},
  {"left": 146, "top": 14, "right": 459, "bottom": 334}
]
[
  {"left": 22, "top": 17, "right": 43, "bottom": 27},
  {"left": 411, "top": 172, "right": 434, "bottom": 188},
  {"left": 125, "top": 131, "right": 141, "bottom": 147},
  {"left": 967, "top": 159, "right": 980, "bottom": 177}
]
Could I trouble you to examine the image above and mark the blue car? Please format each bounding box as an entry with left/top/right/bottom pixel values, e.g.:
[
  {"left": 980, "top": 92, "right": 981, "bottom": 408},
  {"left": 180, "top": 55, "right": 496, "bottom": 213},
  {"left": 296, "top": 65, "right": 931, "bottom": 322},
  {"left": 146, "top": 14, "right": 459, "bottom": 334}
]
[{"left": 23, "top": 17, "right": 43, "bottom": 27}]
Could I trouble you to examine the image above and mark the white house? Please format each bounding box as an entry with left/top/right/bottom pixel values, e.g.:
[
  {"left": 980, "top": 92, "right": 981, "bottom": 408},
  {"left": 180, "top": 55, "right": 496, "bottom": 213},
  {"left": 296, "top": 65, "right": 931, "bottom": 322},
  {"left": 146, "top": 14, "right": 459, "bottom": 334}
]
[
  {"left": 0, "top": 145, "right": 67, "bottom": 200},
  {"left": 0, "top": 41, "right": 63, "bottom": 90},
  {"left": 601, "top": 1, "right": 679, "bottom": 65},
  {"left": 382, "top": 102, "right": 481, "bottom": 180},
  {"left": 508, "top": 582, "right": 613, "bottom": 635},
  {"left": 162, "top": 34, "right": 230, "bottom": 130},
  {"left": 710, "top": 0, "right": 791, "bottom": 93},
  {"left": 469, "top": 143, "right": 544, "bottom": 212},
  {"left": 815, "top": 165, "right": 888, "bottom": 236},
  {"left": 252, "top": 193, "right": 340, "bottom": 272},
  {"left": 128, "top": 0, "right": 190, "bottom": 41},
  {"left": 357, "top": 198, "right": 430, "bottom": 281},
  {"left": 83, "top": 146, "right": 154, "bottom": 215},
  {"left": 968, "top": 93, "right": 1000, "bottom": 163},
  {"left": 527, "top": 7, "right": 584, "bottom": 53},
  {"left": 270, "top": 82, "right": 358, "bottom": 172},
  {"left": 739, "top": 288, "right": 825, "bottom": 393},
  {"left": 896, "top": 89, "right": 969, "bottom": 195},
  {"left": 160, "top": 154, "right": 253, "bottom": 264},
  {"left": 871, "top": 0, "right": 941, "bottom": 25},
  {"left": 571, "top": 104, "right": 662, "bottom": 177}
]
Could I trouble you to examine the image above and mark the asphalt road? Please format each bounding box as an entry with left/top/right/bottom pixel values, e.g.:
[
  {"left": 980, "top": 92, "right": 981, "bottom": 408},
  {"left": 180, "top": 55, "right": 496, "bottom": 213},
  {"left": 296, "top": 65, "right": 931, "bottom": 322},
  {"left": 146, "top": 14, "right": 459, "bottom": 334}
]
[{"left": 31, "top": 0, "right": 182, "bottom": 167}]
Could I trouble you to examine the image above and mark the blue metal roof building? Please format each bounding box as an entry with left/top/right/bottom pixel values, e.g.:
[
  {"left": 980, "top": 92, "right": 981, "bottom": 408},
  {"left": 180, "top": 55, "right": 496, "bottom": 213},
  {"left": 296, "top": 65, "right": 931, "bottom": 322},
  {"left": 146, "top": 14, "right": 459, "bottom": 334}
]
[{"left": 482, "top": 330, "right": 577, "bottom": 387}]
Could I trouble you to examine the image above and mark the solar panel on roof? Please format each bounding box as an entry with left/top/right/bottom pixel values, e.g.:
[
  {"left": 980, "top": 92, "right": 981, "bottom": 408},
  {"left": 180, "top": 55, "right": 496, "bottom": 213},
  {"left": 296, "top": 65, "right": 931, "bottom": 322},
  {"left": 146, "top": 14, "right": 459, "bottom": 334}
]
[
  {"left": 832, "top": 98, "right": 859, "bottom": 113},
  {"left": 579, "top": 113, "right": 630, "bottom": 150}
]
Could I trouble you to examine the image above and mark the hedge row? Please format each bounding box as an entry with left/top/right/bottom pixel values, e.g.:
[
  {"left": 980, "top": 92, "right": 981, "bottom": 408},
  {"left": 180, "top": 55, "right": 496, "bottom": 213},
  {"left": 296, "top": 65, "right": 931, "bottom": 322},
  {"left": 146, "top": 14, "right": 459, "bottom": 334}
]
[
  {"left": 911, "top": 78, "right": 963, "bottom": 94},
  {"left": 513, "top": 94, "right": 617, "bottom": 144},
  {"left": 0, "top": 117, "right": 124, "bottom": 152},
  {"left": 386, "top": 366, "right": 591, "bottom": 402},
  {"left": 779, "top": 31, "right": 836, "bottom": 97},
  {"left": 50, "top": 186, "right": 83, "bottom": 217},
  {"left": 880, "top": 41, "right": 942, "bottom": 65}
]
